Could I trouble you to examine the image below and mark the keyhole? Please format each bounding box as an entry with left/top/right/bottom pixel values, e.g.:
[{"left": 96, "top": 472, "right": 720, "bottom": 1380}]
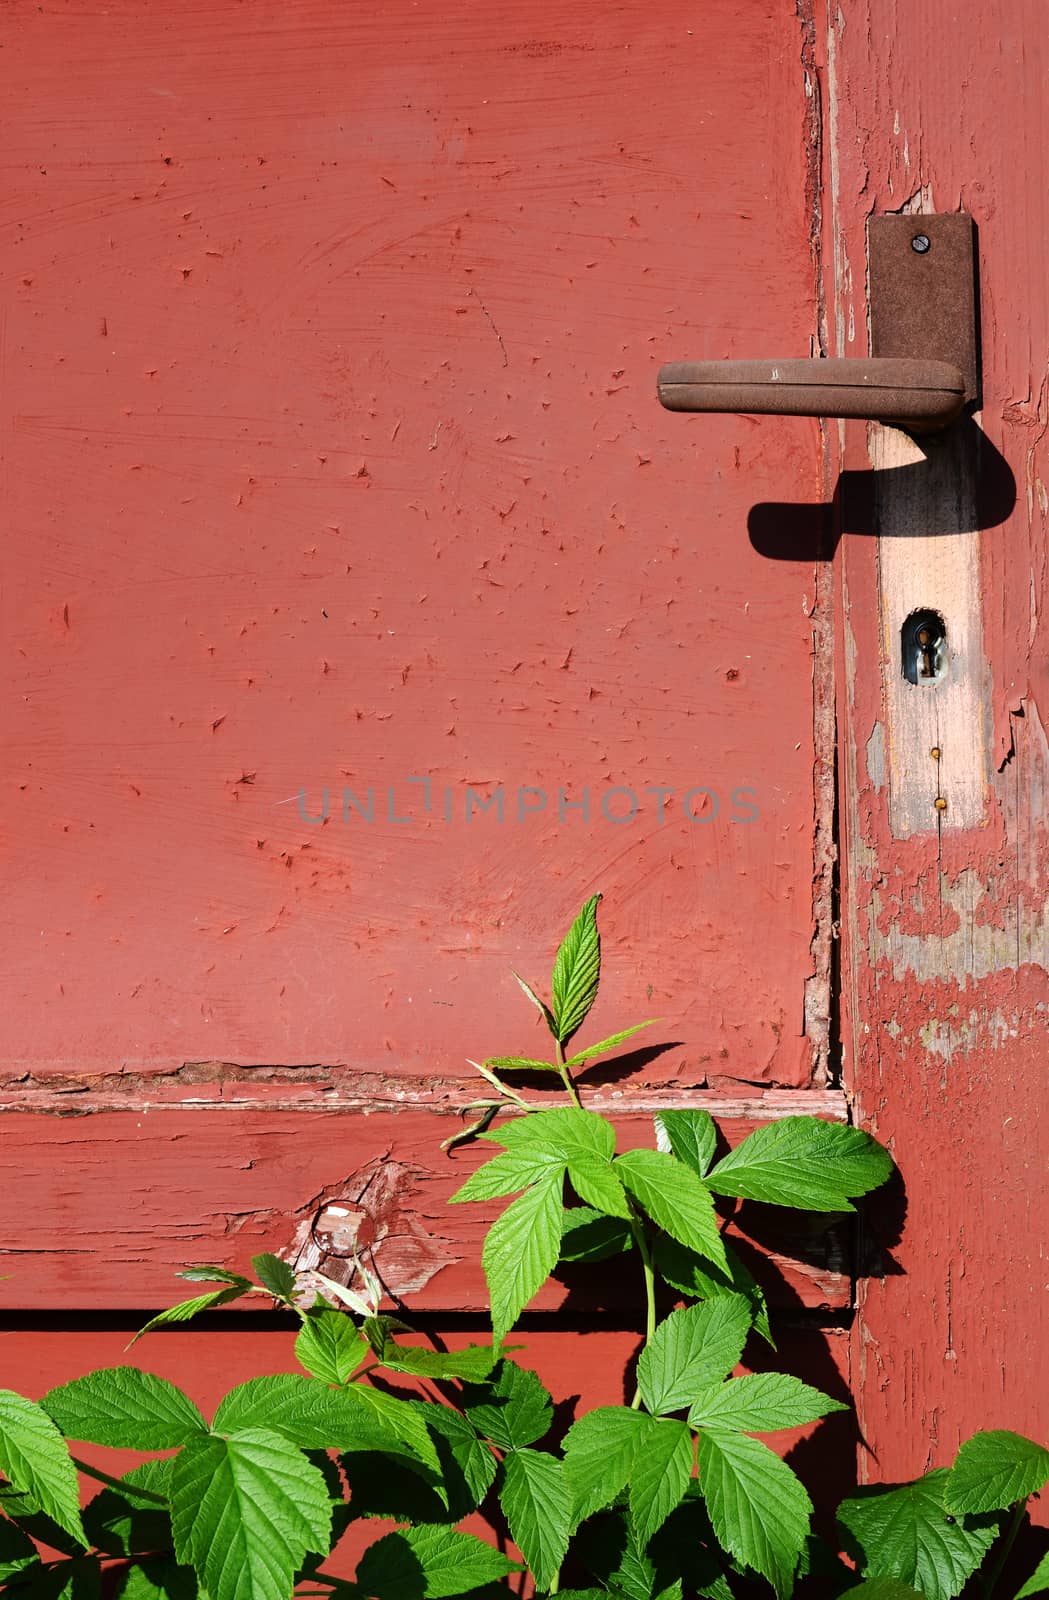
[{"left": 902, "top": 609, "right": 947, "bottom": 685}]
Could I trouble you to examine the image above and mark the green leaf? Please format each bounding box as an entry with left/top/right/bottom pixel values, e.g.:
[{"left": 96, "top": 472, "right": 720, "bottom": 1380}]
[
  {"left": 566, "top": 1155, "right": 631, "bottom": 1219},
  {"left": 481, "top": 1170, "right": 564, "bottom": 1341},
  {"left": 559, "top": 1207, "right": 633, "bottom": 1265},
  {"left": 113, "top": 1558, "right": 198, "bottom": 1600},
  {"left": 573, "top": 1506, "right": 683, "bottom": 1600},
  {"left": 451, "top": 1147, "right": 565, "bottom": 1204},
  {"left": 657, "top": 1111, "right": 718, "bottom": 1178},
  {"left": 170, "top": 1427, "right": 331, "bottom": 1600},
  {"left": 0, "top": 1483, "right": 85, "bottom": 1557},
  {"left": 374, "top": 1340, "right": 501, "bottom": 1383},
  {"left": 251, "top": 1253, "right": 297, "bottom": 1302},
  {"left": 511, "top": 971, "right": 557, "bottom": 1037},
  {"left": 212, "top": 1375, "right": 440, "bottom": 1483},
  {"left": 653, "top": 1237, "right": 773, "bottom": 1345},
  {"left": 0, "top": 1389, "right": 87, "bottom": 1546},
  {"left": 945, "top": 1430, "right": 1049, "bottom": 1514},
  {"left": 485, "top": 1056, "right": 560, "bottom": 1073},
  {"left": 357, "top": 1525, "right": 521, "bottom": 1600},
  {"left": 1015, "top": 1551, "right": 1049, "bottom": 1600},
  {"left": 564, "top": 1020, "right": 659, "bottom": 1068},
  {"left": 413, "top": 1402, "right": 499, "bottom": 1509},
  {"left": 82, "top": 1460, "right": 173, "bottom": 1557},
  {"left": 129, "top": 1285, "right": 251, "bottom": 1345},
  {"left": 500, "top": 1448, "right": 572, "bottom": 1591},
  {"left": 176, "top": 1267, "right": 252, "bottom": 1287},
  {"left": 615, "top": 1149, "right": 727, "bottom": 1273},
  {"left": 42, "top": 1369, "right": 206, "bottom": 1449},
  {"left": 697, "top": 1426, "right": 812, "bottom": 1598},
  {"left": 463, "top": 1360, "right": 553, "bottom": 1450},
  {"left": 629, "top": 1417, "right": 694, "bottom": 1543},
  {"left": 295, "top": 1305, "right": 366, "bottom": 1386},
  {"left": 339, "top": 1448, "right": 456, "bottom": 1526},
  {"left": 688, "top": 1374, "right": 847, "bottom": 1433},
  {"left": 562, "top": 1406, "right": 650, "bottom": 1525},
  {"left": 550, "top": 894, "right": 602, "bottom": 1043},
  {"left": 483, "top": 1106, "right": 616, "bottom": 1162},
  {"left": 637, "top": 1297, "right": 752, "bottom": 1415},
  {"left": 841, "top": 1585, "right": 927, "bottom": 1600},
  {"left": 706, "top": 1117, "right": 894, "bottom": 1211},
  {"left": 838, "top": 1471, "right": 1000, "bottom": 1600},
  {"left": 0, "top": 1513, "right": 40, "bottom": 1582}
]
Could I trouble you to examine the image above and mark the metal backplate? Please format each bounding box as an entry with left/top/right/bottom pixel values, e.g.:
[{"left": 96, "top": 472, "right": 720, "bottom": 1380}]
[{"left": 869, "top": 213, "right": 980, "bottom": 407}]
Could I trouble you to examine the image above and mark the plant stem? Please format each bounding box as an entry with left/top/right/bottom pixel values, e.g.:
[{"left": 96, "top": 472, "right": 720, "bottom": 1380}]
[
  {"left": 981, "top": 1498, "right": 1027, "bottom": 1600},
  {"left": 555, "top": 1041, "right": 582, "bottom": 1109},
  {"left": 627, "top": 1214, "right": 657, "bottom": 1409},
  {"left": 71, "top": 1457, "right": 168, "bottom": 1505}
]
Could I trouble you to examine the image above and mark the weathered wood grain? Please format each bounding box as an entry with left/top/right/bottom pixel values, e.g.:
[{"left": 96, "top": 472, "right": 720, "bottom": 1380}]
[
  {"left": 0, "top": 1091, "right": 852, "bottom": 1312},
  {"left": 824, "top": 0, "right": 1049, "bottom": 1489}
]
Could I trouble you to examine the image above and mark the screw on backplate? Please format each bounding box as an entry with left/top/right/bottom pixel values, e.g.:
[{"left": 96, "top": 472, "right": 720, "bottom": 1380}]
[
  {"left": 930, "top": 747, "right": 941, "bottom": 760},
  {"left": 934, "top": 796, "right": 948, "bottom": 812},
  {"left": 911, "top": 234, "right": 931, "bottom": 254}
]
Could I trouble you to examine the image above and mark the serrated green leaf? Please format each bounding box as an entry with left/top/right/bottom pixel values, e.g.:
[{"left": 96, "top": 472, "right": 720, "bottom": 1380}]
[
  {"left": 697, "top": 1426, "right": 812, "bottom": 1598},
  {"left": 483, "top": 1106, "right": 616, "bottom": 1161},
  {"left": 82, "top": 1460, "right": 173, "bottom": 1557},
  {"left": 482, "top": 1170, "right": 564, "bottom": 1341},
  {"left": 559, "top": 1207, "right": 633, "bottom": 1265},
  {"left": 113, "top": 1557, "right": 198, "bottom": 1600},
  {"left": 564, "top": 1020, "right": 659, "bottom": 1068},
  {"left": 0, "top": 1512, "right": 40, "bottom": 1581},
  {"left": 629, "top": 1417, "right": 694, "bottom": 1544},
  {"left": 129, "top": 1285, "right": 250, "bottom": 1345},
  {"left": 375, "top": 1340, "right": 501, "bottom": 1383},
  {"left": 451, "top": 1147, "right": 565, "bottom": 1204},
  {"left": 463, "top": 1360, "right": 553, "bottom": 1450},
  {"left": 566, "top": 1155, "right": 631, "bottom": 1219},
  {"left": 706, "top": 1117, "right": 893, "bottom": 1211},
  {"left": 1015, "top": 1550, "right": 1049, "bottom": 1600},
  {"left": 413, "top": 1402, "right": 499, "bottom": 1509},
  {"left": 841, "top": 1584, "right": 927, "bottom": 1600},
  {"left": 688, "top": 1374, "right": 847, "bottom": 1433},
  {"left": 945, "top": 1430, "right": 1049, "bottom": 1514},
  {"left": 176, "top": 1267, "right": 252, "bottom": 1287},
  {"left": 657, "top": 1111, "right": 718, "bottom": 1178},
  {"left": 653, "top": 1235, "right": 773, "bottom": 1345},
  {"left": 358, "top": 1525, "right": 521, "bottom": 1600},
  {"left": 295, "top": 1306, "right": 366, "bottom": 1386},
  {"left": 42, "top": 1369, "right": 206, "bottom": 1449},
  {"left": 0, "top": 1483, "right": 85, "bottom": 1557},
  {"left": 573, "top": 1506, "right": 682, "bottom": 1600},
  {"left": 563, "top": 1406, "right": 650, "bottom": 1525},
  {"left": 170, "top": 1427, "right": 331, "bottom": 1600},
  {"left": 501, "top": 1448, "right": 572, "bottom": 1590},
  {"left": 511, "top": 971, "right": 558, "bottom": 1036},
  {"left": 550, "top": 895, "right": 602, "bottom": 1043},
  {"left": 485, "top": 1056, "right": 560, "bottom": 1073},
  {"left": 212, "top": 1375, "right": 440, "bottom": 1484},
  {"left": 838, "top": 1471, "right": 1000, "bottom": 1600},
  {"left": 251, "top": 1253, "right": 297, "bottom": 1302},
  {"left": 0, "top": 1389, "right": 86, "bottom": 1546},
  {"left": 637, "top": 1297, "right": 752, "bottom": 1415},
  {"left": 615, "top": 1149, "right": 727, "bottom": 1273}
]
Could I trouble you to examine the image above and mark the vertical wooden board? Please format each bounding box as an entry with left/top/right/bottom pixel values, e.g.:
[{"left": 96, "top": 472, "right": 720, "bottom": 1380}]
[
  {"left": 1, "top": 0, "right": 828, "bottom": 1089},
  {"left": 826, "top": 0, "right": 1049, "bottom": 1489}
]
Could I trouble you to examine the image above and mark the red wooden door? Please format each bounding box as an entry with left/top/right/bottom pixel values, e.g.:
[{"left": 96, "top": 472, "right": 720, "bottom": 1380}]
[{"left": 1, "top": 0, "right": 1043, "bottom": 1523}]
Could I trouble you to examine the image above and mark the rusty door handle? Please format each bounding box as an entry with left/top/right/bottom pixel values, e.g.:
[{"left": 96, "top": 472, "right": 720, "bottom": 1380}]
[
  {"left": 657, "top": 215, "right": 979, "bottom": 434},
  {"left": 657, "top": 357, "right": 966, "bottom": 430}
]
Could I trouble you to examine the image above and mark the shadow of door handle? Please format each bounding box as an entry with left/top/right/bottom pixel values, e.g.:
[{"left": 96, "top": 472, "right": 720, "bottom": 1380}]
[{"left": 657, "top": 358, "right": 966, "bottom": 431}]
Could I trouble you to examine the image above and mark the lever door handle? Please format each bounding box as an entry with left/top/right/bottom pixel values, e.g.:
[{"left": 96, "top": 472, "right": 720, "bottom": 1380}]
[
  {"left": 657, "top": 215, "right": 979, "bottom": 435},
  {"left": 657, "top": 357, "right": 966, "bottom": 430}
]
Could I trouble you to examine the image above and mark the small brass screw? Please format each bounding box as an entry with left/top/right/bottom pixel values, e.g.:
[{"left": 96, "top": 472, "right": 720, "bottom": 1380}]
[
  {"left": 934, "top": 796, "right": 948, "bottom": 812},
  {"left": 930, "top": 746, "right": 941, "bottom": 760}
]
